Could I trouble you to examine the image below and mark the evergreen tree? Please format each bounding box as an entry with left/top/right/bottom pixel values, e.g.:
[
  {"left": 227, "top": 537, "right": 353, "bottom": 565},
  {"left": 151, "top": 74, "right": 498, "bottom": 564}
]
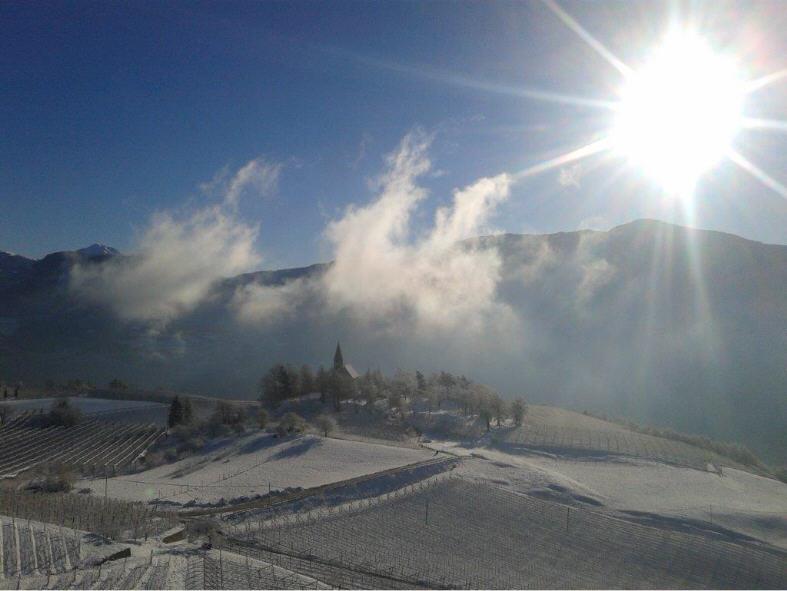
[
  {"left": 317, "top": 366, "right": 329, "bottom": 404},
  {"left": 168, "top": 396, "right": 184, "bottom": 428},
  {"left": 300, "top": 364, "right": 315, "bottom": 396},
  {"left": 491, "top": 396, "right": 506, "bottom": 427},
  {"left": 182, "top": 397, "right": 194, "bottom": 424},
  {"left": 437, "top": 372, "right": 455, "bottom": 408},
  {"left": 479, "top": 406, "right": 492, "bottom": 432},
  {"left": 329, "top": 371, "right": 354, "bottom": 412},
  {"left": 415, "top": 371, "right": 427, "bottom": 394},
  {"left": 511, "top": 398, "right": 526, "bottom": 427},
  {"left": 260, "top": 363, "right": 294, "bottom": 407}
]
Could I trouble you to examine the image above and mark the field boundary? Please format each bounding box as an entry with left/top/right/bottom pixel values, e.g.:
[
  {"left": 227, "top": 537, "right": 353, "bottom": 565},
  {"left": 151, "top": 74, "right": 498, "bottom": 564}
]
[{"left": 179, "top": 455, "right": 459, "bottom": 518}]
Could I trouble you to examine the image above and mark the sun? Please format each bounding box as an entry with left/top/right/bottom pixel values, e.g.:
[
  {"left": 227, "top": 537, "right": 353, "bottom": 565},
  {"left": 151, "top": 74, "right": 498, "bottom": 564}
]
[{"left": 611, "top": 32, "right": 746, "bottom": 195}]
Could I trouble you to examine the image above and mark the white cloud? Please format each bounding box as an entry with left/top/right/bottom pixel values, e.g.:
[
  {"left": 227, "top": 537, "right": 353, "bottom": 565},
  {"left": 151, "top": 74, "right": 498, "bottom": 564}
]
[
  {"left": 69, "top": 158, "right": 279, "bottom": 323},
  {"left": 231, "top": 277, "right": 315, "bottom": 325},
  {"left": 224, "top": 158, "right": 282, "bottom": 208},
  {"left": 321, "top": 129, "right": 516, "bottom": 333},
  {"left": 71, "top": 205, "right": 260, "bottom": 322}
]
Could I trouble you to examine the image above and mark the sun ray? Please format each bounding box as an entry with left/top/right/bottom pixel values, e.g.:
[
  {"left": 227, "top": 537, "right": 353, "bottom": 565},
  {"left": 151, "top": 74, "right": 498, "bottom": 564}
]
[
  {"left": 541, "top": 0, "right": 632, "bottom": 77},
  {"left": 317, "top": 43, "right": 616, "bottom": 110},
  {"left": 512, "top": 137, "right": 613, "bottom": 182},
  {"left": 727, "top": 149, "right": 787, "bottom": 200},
  {"left": 745, "top": 68, "right": 787, "bottom": 94},
  {"left": 741, "top": 117, "right": 787, "bottom": 134}
]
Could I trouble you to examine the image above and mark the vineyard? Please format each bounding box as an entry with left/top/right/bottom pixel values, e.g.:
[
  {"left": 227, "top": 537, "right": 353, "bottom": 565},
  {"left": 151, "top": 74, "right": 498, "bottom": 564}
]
[
  {"left": 0, "top": 551, "right": 183, "bottom": 590},
  {"left": 225, "top": 476, "right": 787, "bottom": 589},
  {"left": 497, "top": 405, "right": 754, "bottom": 472},
  {"left": 499, "top": 424, "right": 730, "bottom": 470},
  {"left": 0, "top": 491, "right": 177, "bottom": 541},
  {"left": 0, "top": 516, "right": 133, "bottom": 582},
  {"left": 0, "top": 415, "right": 165, "bottom": 479},
  {"left": 196, "top": 551, "right": 331, "bottom": 590}
]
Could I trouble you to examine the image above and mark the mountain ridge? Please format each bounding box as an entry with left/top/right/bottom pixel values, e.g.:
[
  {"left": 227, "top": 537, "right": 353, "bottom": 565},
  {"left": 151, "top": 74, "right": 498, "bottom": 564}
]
[{"left": 1, "top": 219, "right": 785, "bottom": 463}]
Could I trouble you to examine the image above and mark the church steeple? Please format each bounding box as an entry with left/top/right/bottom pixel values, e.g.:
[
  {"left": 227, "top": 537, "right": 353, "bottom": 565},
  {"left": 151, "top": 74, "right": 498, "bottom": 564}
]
[{"left": 333, "top": 342, "right": 344, "bottom": 370}]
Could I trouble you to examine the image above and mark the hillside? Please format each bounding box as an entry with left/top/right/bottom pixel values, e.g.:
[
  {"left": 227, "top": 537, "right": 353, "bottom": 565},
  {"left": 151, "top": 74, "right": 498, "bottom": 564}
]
[
  {"left": 1, "top": 392, "right": 785, "bottom": 589},
  {"left": 1, "top": 220, "right": 786, "bottom": 463},
  {"left": 76, "top": 433, "right": 433, "bottom": 506}
]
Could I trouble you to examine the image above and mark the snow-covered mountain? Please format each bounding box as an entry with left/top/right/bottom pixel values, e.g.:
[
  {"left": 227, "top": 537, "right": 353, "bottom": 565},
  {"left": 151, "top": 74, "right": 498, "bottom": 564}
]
[{"left": 77, "top": 243, "right": 120, "bottom": 258}]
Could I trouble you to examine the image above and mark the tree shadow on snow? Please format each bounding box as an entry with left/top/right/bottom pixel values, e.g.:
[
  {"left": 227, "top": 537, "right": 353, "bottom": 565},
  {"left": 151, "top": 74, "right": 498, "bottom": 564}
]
[
  {"left": 268, "top": 436, "right": 322, "bottom": 461},
  {"left": 238, "top": 433, "right": 280, "bottom": 455}
]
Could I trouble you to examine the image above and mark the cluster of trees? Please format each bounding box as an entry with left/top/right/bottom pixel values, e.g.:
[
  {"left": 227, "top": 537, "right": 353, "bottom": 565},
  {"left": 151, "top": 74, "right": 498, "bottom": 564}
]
[
  {"left": 1, "top": 382, "right": 20, "bottom": 399},
  {"left": 43, "top": 378, "right": 94, "bottom": 393},
  {"left": 392, "top": 370, "right": 527, "bottom": 431},
  {"left": 260, "top": 363, "right": 354, "bottom": 411},
  {"left": 259, "top": 362, "right": 525, "bottom": 431},
  {"left": 167, "top": 395, "right": 194, "bottom": 428}
]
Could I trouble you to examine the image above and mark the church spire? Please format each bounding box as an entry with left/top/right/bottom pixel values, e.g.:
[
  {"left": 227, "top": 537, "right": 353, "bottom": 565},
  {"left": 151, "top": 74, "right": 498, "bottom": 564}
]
[{"left": 333, "top": 342, "right": 344, "bottom": 370}]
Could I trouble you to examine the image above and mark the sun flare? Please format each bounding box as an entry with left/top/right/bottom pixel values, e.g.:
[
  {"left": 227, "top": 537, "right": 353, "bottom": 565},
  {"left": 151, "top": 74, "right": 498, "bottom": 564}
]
[{"left": 611, "top": 32, "right": 745, "bottom": 194}]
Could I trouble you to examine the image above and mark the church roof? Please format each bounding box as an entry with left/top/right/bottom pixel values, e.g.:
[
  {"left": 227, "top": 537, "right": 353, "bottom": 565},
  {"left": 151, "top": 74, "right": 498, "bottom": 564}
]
[{"left": 342, "top": 363, "right": 360, "bottom": 379}]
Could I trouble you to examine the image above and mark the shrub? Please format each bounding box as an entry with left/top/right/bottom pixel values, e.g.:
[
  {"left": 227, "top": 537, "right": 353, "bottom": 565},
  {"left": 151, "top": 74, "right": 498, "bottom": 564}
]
[
  {"left": 186, "top": 519, "right": 219, "bottom": 543},
  {"left": 26, "top": 463, "right": 75, "bottom": 493},
  {"left": 276, "top": 412, "right": 306, "bottom": 436},
  {"left": 47, "top": 398, "right": 82, "bottom": 427},
  {"left": 211, "top": 401, "right": 245, "bottom": 427},
  {"left": 257, "top": 407, "right": 269, "bottom": 429}
]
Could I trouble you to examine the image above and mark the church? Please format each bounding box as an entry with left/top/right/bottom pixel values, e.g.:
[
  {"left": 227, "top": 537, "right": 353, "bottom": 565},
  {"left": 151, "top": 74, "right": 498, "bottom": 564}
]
[{"left": 333, "top": 342, "right": 359, "bottom": 380}]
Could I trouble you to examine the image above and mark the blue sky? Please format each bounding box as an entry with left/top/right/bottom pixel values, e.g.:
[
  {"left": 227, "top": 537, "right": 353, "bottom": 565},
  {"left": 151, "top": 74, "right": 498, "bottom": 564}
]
[{"left": 2, "top": 0, "right": 786, "bottom": 266}]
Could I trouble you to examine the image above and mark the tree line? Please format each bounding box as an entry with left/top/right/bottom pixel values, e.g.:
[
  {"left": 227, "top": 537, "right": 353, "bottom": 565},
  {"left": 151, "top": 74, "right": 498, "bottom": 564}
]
[{"left": 259, "top": 364, "right": 526, "bottom": 431}]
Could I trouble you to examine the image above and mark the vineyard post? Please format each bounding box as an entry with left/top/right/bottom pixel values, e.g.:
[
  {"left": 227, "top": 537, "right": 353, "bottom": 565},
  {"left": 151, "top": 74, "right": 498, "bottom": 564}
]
[
  {"left": 219, "top": 546, "right": 224, "bottom": 589},
  {"left": 424, "top": 499, "right": 429, "bottom": 525},
  {"left": 565, "top": 506, "right": 570, "bottom": 531}
]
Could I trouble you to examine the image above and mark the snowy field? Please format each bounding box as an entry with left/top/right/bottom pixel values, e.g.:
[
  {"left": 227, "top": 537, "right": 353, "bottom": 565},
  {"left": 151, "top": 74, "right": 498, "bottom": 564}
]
[
  {"left": 0, "top": 397, "right": 165, "bottom": 414},
  {"left": 429, "top": 441, "right": 787, "bottom": 549},
  {"left": 76, "top": 433, "right": 432, "bottom": 506},
  {"left": 1, "top": 397, "right": 168, "bottom": 426}
]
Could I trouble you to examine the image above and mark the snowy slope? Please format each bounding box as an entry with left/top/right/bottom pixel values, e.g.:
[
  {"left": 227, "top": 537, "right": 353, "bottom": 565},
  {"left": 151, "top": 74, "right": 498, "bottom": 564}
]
[
  {"left": 77, "top": 433, "right": 432, "bottom": 505},
  {"left": 429, "top": 441, "right": 787, "bottom": 549}
]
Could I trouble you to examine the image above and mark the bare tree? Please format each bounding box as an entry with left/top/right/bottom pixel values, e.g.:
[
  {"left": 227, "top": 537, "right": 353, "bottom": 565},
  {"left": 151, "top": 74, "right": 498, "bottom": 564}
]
[{"left": 314, "top": 414, "right": 336, "bottom": 437}]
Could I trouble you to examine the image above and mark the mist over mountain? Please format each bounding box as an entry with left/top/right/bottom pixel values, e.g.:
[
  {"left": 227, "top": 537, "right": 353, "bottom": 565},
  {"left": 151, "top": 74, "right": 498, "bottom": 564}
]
[{"left": 1, "top": 219, "right": 785, "bottom": 463}]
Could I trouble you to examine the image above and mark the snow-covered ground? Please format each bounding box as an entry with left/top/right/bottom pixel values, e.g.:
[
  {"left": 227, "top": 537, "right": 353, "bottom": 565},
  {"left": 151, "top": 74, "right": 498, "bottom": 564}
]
[
  {"left": 1, "top": 397, "right": 166, "bottom": 415},
  {"left": 2, "top": 397, "right": 168, "bottom": 427},
  {"left": 428, "top": 440, "right": 787, "bottom": 549},
  {"left": 77, "top": 433, "right": 432, "bottom": 506}
]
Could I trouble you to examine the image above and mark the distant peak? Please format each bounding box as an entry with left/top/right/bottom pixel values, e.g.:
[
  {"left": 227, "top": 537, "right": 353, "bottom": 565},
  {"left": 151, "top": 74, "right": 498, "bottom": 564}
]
[{"left": 77, "top": 243, "right": 119, "bottom": 257}]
